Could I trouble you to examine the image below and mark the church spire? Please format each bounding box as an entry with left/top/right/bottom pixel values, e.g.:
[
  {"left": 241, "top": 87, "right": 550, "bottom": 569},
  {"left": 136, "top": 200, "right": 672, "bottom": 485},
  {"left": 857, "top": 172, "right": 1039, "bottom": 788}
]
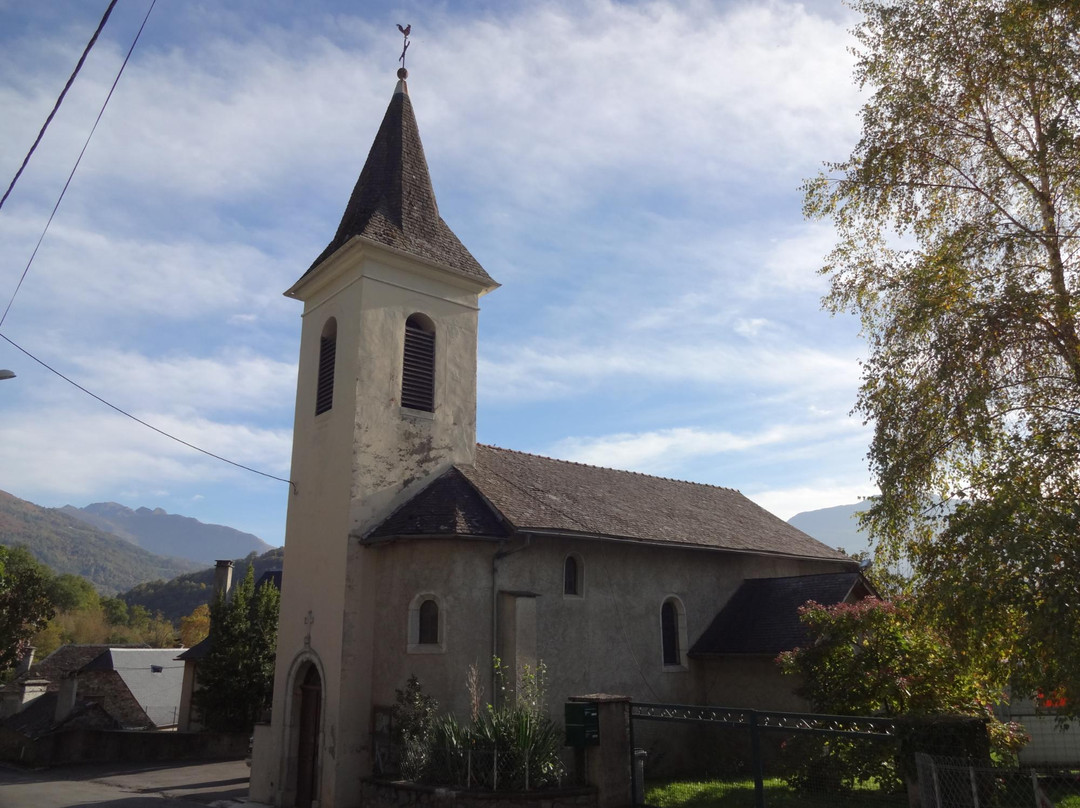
[{"left": 304, "top": 55, "right": 493, "bottom": 286}]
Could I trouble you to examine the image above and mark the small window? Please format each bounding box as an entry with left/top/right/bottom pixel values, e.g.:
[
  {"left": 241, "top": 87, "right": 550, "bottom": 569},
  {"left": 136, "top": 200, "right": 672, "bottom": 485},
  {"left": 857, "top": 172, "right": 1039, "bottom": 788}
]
[
  {"left": 564, "top": 554, "right": 583, "bottom": 596},
  {"left": 418, "top": 599, "right": 439, "bottom": 644},
  {"left": 315, "top": 318, "right": 337, "bottom": 415},
  {"left": 402, "top": 313, "right": 435, "bottom": 412},
  {"left": 661, "top": 598, "right": 684, "bottom": 667},
  {"left": 408, "top": 592, "right": 444, "bottom": 654}
]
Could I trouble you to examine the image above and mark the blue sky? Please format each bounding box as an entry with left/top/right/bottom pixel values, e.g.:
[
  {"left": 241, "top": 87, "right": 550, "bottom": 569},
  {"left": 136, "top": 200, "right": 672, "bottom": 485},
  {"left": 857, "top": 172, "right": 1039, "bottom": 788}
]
[{"left": 0, "top": 0, "right": 875, "bottom": 547}]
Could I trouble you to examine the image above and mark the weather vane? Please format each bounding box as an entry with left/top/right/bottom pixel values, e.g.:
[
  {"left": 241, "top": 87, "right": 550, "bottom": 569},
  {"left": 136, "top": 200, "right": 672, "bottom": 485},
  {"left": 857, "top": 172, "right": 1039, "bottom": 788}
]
[{"left": 397, "top": 23, "right": 411, "bottom": 78}]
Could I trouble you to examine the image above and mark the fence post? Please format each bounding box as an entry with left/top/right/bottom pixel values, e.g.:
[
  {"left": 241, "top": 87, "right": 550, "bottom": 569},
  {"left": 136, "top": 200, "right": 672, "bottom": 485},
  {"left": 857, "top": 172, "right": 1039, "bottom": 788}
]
[
  {"left": 569, "top": 694, "right": 632, "bottom": 808},
  {"left": 968, "top": 765, "right": 979, "bottom": 808},
  {"left": 749, "top": 711, "right": 765, "bottom": 808}
]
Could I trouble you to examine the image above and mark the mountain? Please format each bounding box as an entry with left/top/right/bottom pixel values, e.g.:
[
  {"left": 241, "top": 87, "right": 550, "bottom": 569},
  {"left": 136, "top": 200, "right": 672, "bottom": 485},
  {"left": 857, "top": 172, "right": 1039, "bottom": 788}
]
[
  {"left": 788, "top": 502, "right": 872, "bottom": 556},
  {"left": 60, "top": 502, "right": 273, "bottom": 566},
  {"left": 122, "top": 546, "right": 285, "bottom": 621},
  {"left": 0, "top": 490, "right": 200, "bottom": 594}
]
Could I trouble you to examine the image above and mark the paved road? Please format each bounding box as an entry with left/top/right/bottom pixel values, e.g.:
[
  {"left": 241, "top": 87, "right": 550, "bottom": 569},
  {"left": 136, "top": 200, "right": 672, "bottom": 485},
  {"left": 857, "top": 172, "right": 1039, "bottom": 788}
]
[{"left": 0, "top": 758, "right": 254, "bottom": 808}]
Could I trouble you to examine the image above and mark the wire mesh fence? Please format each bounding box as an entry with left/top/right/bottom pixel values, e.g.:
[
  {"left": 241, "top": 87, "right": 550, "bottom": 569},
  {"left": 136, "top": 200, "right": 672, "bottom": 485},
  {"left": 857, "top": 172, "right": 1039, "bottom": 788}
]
[{"left": 916, "top": 754, "right": 1080, "bottom": 808}]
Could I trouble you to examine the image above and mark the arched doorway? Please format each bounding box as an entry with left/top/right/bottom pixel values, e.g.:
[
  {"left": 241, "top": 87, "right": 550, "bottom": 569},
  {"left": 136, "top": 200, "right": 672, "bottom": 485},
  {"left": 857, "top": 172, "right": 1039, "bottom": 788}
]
[{"left": 294, "top": 664, "right": 322, "bottom": 808}]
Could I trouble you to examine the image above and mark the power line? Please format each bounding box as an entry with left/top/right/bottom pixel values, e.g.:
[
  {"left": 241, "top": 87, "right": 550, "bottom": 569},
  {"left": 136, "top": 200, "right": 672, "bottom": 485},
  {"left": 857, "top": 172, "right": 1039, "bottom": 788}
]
[
  {"left": 0, "top": 0, "right": 118, "bottom": 213},
  {"left": 0, "top": 331, "right": 297, "bottom": 494},
  {"left": 0, "top": 0, "right": 156, "bottom": 330}
]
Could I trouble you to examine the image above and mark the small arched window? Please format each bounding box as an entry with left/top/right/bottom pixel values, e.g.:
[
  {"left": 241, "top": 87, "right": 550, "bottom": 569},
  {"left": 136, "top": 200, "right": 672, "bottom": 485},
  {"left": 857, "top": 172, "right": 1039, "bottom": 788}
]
[
  {"left": 408, "top": 593, "right": 444, "bottom": 654},
  {"left": 314, "top": 318, "right": 337, "bottom": 415},
  {"left": 661, "top": 598, "right": 684, "bottom": 667},
  {"left": 418, "top": 599, "right": 439, "bottom": 645},
  {"left": 402, "top": 313, "right": 435, "bottom": 412},
  {"left": 564, "top": 554, "right": 583, "bottom": 596}
]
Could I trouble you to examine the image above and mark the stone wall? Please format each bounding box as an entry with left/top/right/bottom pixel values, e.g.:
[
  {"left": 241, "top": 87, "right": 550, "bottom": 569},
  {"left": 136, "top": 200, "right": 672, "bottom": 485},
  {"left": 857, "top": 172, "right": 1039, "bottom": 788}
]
[
  {"left": 0, "top": 728, "right": 248, "bottom": 767},
  {"left": 359, "top": 778, "right": 596, "bottom": 808}
]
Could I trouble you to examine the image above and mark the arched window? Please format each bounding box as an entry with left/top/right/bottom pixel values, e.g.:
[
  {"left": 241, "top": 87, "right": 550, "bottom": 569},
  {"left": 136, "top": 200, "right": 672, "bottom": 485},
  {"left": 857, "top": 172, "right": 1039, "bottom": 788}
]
[
  {"left": 314, "top": 318, "right": 337, "bottom": 415},
  {"left": 564, "top": 554, "right": 583, "bottom": 596},
  {"left": 418, "top": 599, "right": 439, "bottom": 645},
  {"left": 408, "top": 592, "right": 444, "bottom": 653},
  {"left": 402, "top": 313, "right": 435, "bottom": 412},
  {"left": 661, "top": 598, "right": 684, "bottom": 667}
]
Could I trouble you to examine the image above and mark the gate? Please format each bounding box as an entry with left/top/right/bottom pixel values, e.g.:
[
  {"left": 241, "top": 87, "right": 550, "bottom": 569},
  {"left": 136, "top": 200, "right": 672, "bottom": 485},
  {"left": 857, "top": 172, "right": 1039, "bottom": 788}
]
[{"left": 629, "top": 702, "right": 902, "bottom": 807}]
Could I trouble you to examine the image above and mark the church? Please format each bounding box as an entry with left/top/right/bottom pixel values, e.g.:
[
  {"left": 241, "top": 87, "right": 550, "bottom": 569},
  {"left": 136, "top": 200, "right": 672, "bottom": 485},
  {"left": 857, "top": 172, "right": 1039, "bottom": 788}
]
[{"left": 249, "top": 65, "right": 863, "bottom": 808}]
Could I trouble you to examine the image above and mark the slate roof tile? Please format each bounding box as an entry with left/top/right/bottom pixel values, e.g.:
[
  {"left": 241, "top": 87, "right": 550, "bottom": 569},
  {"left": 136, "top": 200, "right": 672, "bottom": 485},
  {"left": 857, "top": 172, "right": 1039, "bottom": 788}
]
[
  {"left": 366, "top": 445, "right": 853, "bottom": 563},
  {"left": 303, "top": 81, "right": 493, "bottom": 286},
  {"left": 689, "top": 571, "right": 872, "bottom": 657},
  {"left": 365, "top": 467, "right": 510, "bottom": 541}
]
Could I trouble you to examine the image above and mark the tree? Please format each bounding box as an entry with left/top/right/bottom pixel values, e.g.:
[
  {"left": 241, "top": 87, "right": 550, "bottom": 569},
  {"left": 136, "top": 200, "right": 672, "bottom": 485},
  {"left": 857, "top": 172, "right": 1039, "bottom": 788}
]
[
  {"left": 0, "top": 546, "right": 56, "bottom": 676},
  {"left": 778, "top": 598, "right": 1026, "bottom": 789},
  {"left": 805, "top": 0, "right": 1080, "bottom": 710},
  {"left": 179, "top": 603, "right": 210, "bottom": 648},
  {"left": 193, "top": 565, "right": 279, "bottom": 731}
]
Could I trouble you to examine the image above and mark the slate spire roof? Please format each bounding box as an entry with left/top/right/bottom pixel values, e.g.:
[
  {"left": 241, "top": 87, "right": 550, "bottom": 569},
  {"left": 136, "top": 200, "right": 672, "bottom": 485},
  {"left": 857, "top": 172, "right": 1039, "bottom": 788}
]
[{"left": 303, "top": 78, "right": 493, "bottom": 285}]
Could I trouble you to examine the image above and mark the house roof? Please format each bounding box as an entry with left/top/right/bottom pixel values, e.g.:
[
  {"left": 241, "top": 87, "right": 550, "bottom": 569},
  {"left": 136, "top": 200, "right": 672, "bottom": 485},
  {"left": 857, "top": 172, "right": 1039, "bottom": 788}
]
[
  {"left": 301, "top": 79, "right": 493, "bottom": 286},
  {"left": 364, "top": 445, "right": 853, "bottom": 563},
  {"left": 0, "top": 644, "right": 141, "bottom": 694},
  {"left": 80, "top": 649, "right": 184, "bottom": 728},
  {"left": 1, "top": 692, "right": 118, "bottom": 739},
  {"left": 689, "top": 571, "right": 873, "bottom": 657}
]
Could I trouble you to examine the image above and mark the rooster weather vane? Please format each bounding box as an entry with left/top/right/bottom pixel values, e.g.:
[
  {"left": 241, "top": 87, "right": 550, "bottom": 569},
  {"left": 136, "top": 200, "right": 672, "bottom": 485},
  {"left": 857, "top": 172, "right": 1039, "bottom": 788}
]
[{"left": 397, "top": 23, "right": 411, "bottom": 78}]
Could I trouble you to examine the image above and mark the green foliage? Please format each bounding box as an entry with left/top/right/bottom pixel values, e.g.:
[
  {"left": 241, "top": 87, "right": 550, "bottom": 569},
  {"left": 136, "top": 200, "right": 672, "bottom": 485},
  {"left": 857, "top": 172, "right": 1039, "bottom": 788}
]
[
  {"left": 646, "top": 777, "right": 907, "bottom": 808},
  {"left": 0, "top": 545, "right": 55, "bottom": 677},
  {"left": 192, "top": 565, "right": 280, "bottom": 731},
  {"left": 393, "top": 660, "right": 565, "bottom": 791},
  {"left": 392, "top": 676, "right": 440, "bottom": 781},
  {"left": 806, "top": 0, "right": 1080, "bottom": 713},
  {"left": 48, "top": 574, "right": 100, "bottom": 612},
  {"left": 778, "top": 598, "right": 1026, "bottom": 790}
]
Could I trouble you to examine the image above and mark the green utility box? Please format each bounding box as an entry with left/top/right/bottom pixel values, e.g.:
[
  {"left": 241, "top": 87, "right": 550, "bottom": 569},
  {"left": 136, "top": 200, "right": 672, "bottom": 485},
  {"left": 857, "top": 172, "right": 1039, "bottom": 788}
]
[{"left": 565, "top": 701, "right": 600, "bottom": 747}]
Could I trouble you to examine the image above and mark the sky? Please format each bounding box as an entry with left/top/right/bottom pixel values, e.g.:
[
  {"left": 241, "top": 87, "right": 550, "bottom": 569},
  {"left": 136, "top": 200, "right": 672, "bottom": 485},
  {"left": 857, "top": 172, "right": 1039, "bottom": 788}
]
[{"left": 0, "top": 0, "right": 876, "bottom": 548}]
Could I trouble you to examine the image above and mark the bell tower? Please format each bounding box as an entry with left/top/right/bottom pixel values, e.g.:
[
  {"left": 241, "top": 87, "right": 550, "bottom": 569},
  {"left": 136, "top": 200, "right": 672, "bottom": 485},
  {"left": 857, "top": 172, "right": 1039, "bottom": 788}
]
[{"left": 254, "top": 62, "right": 498, "bottom": 808}]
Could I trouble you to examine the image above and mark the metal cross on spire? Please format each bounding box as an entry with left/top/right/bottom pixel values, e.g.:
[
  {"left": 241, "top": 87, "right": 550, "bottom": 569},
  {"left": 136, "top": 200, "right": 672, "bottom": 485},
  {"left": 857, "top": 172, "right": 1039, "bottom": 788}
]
[{"left": 397, "top": 23, "right": 411, "bottom": 77}]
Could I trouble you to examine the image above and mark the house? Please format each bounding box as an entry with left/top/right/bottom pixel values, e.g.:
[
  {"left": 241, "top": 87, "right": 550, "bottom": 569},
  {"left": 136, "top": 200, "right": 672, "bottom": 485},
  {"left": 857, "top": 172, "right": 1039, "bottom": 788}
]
[
  {"left": 0, "top": 644, "right": 186, "bottom": 755},
  {"left": 249, "top": 66, "right": 861, "bottom": 808}
]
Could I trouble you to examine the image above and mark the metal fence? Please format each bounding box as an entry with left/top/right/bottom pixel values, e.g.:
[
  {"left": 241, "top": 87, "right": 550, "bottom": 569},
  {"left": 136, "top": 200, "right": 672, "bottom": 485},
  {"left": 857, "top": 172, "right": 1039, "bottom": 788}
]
[
  {"left": 632, "top": 702, "right": 907, "bottom": 807},
  {"left": 916, "top": 754, "right": 1080, "bottom": 808}
]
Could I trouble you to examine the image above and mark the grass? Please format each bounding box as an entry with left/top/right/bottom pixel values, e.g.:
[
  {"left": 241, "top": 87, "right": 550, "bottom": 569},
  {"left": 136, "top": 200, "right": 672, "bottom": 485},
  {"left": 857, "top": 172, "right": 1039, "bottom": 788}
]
[{"left": 645, "top": 777, "right": 908, "bottom": 808}]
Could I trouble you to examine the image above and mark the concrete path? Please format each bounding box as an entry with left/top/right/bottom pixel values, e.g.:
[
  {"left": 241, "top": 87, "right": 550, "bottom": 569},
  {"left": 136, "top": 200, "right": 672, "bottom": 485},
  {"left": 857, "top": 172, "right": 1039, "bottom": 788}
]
[{"left": 0, "top": 758, "right": 258, "bottom": 808}]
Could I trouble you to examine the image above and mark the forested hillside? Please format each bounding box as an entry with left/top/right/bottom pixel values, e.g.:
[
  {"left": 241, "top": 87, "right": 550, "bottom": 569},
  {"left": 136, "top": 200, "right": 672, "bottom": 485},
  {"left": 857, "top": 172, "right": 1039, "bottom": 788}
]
[
  {"left": 0, "top": 490, "right": 200, "bottom": 594},
  {"left": 122, "top": 546, "right": 285, "bottom": 622}
]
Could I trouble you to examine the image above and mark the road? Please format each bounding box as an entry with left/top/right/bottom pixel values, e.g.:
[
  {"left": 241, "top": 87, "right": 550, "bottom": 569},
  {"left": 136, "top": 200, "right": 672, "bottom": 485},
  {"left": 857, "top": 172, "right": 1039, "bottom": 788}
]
[{"left": 0, "top": 758, "right": 255, "bottom": 808}]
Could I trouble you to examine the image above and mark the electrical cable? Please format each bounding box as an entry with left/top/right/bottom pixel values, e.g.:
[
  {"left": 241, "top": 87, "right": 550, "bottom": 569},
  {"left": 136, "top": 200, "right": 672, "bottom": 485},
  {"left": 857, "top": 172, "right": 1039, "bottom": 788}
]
[
  {"left": 0, "top": 0, "right": 155, "bottom": 330},
  {"left": 0, "top": 0, "right": 118, "bottom": 213},
  {"left": 0, "top": 330, "right": 297, "bottom": 493}
]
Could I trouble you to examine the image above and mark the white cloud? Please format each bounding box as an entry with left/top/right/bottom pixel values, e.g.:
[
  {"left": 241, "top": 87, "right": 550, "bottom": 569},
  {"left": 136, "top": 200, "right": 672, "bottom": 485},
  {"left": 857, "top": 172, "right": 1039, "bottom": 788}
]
[
  {"left": 747, "top": 481, "right": 879, "bottom": 523},
  {"left": 548, "top": 416, "right": 866, "bottom": 476}
]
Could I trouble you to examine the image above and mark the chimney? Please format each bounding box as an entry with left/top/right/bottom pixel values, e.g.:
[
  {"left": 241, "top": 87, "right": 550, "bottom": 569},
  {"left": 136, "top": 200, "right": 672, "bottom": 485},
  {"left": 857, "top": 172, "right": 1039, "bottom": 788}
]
[
  {"left": 54, "top": 675, "right": 78, "bottom": 724},
  {"left": 213, "top": 560, "right": 234, "bottom": 601},
  {"left": 13, "top": 647, "right": 34, "bottom": 678},
  {"left": 0, "top": 678, "right": 48, "bottom": 719}
]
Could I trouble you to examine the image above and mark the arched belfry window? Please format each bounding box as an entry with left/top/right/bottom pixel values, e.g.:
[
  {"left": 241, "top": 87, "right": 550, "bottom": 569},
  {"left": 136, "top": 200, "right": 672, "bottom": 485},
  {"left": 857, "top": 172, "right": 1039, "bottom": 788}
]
[
  {"left": 314, "top": 318, "right": 337, "bottom": 416},
  {"left": 402, "top": 313, "right": 435, "bottom": 412},
  {"left": 408, "top": 592, "right": 444, "bottom": 654}
]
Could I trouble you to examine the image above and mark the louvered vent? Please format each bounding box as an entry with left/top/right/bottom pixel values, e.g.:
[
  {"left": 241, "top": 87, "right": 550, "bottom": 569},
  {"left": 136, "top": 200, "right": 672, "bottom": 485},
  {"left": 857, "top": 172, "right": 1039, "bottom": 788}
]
[
  {"left": 402, "top": 316, "right": 435, "bottom": 411},
  {"left": 315, "top": 323, "right": 336, "bottom": 415}
]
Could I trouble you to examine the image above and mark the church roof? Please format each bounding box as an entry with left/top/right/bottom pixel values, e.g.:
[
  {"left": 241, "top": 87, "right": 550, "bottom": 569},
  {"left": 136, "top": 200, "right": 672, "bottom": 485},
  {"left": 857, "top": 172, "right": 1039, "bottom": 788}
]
[
  {"left": 303, "top": 79, "right": 493, "bottom": 285},
  {"left": 364, "top": 445, "right": 854, "bottom": 563},
  {"left": 689, "top": 571, "right": 872, "bottom": 657}
]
